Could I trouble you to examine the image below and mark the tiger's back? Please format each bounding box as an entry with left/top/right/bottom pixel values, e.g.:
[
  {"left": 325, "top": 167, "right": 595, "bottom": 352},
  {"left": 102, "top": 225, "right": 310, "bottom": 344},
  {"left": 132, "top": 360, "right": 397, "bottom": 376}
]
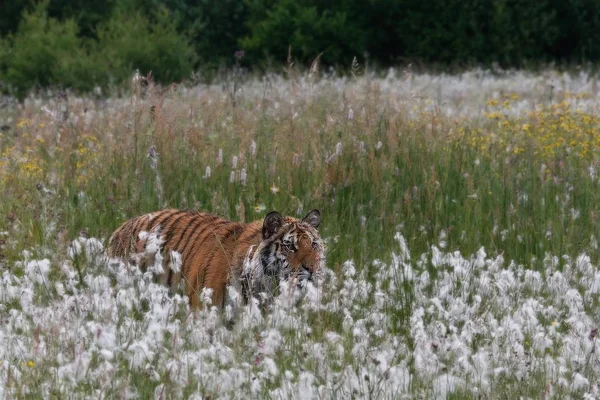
[{"left": 107, "top": 209, "right": 262, "bottom": 308}]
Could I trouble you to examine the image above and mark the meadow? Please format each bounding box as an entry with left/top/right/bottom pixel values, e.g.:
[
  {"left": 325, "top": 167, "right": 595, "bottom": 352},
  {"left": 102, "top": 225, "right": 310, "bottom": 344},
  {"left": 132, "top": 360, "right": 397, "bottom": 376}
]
[{"left": 1, "top": 67, "right": 600, "bottom": 398}]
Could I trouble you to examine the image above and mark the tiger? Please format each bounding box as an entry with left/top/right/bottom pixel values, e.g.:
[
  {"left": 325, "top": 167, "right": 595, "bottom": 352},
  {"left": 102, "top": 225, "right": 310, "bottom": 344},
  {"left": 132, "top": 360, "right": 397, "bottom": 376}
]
[{"left": 106, "top": 209, "right": 324, "bottom": 309}]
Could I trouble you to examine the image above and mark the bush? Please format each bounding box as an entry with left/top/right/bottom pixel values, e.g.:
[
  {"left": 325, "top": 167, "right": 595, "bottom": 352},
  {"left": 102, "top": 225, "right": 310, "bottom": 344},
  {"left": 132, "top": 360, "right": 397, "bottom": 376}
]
[
  {"left": 239, "top": 0, "right": 600, "bottom": 69},
  {"left": 0, "top": 0, "right": 28, "bottom": 36},
  {"left": 240, "top": 0, "right": 366, "bottom": 67},
  {"left": 3, "top": 0, "right": 600, "bottom": 95},
  {"left": 188, "top": 0, "right": 249, "bottom": 69},
  {"left": 96, "top": 9, "right": 196, "bottom": 85},
  {"left": 0, "top": 2, "right": 102, "bottom": 97},
  {"left": 0, "top": 3, "right": 196, "bottom": 97}
]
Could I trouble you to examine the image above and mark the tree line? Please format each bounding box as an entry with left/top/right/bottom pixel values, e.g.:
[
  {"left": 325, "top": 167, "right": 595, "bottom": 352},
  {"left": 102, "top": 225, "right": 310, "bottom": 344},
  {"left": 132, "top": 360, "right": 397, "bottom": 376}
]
[{"left": 1, "top": 0, "right": 600, "bottom": 96}]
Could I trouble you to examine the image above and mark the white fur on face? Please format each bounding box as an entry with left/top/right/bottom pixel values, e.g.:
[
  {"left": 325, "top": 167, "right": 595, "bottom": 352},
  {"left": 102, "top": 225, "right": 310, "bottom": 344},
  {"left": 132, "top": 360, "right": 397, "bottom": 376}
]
[{"left": 244, "top": 224, "right": 325, "bottom": 301}]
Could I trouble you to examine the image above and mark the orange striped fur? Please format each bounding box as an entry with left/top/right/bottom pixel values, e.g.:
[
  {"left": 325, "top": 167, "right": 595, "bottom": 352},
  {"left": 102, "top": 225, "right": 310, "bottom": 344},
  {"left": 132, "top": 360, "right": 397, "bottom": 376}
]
[{"left": 107, "top": 209, "right": 324, "bottom": 308}]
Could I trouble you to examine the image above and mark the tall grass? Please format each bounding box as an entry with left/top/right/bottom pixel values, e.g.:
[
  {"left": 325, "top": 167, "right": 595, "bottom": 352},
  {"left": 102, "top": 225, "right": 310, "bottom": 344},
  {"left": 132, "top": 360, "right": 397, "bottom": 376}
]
[
  {"left": 2, "top": 68, "right": 600, "bottom": 397},
  {"left": 2, "top": 70, "right": 600, "bottom": 271}
]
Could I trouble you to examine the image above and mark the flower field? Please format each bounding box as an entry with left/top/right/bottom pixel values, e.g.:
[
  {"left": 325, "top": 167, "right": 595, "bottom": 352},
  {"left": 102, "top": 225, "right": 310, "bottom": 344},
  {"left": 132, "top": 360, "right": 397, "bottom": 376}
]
[{"left": 1, "top": 68, "right": 600, "bottom": 398}]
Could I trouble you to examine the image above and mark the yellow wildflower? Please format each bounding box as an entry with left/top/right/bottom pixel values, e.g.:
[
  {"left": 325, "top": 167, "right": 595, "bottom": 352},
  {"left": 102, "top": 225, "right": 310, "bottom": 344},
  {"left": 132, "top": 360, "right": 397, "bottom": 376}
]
[
  {"left": 16, "top": 119, "right": 30, "bottom": 128},
  {"left": 486, "top": 112, "right": 504, "bottom": 120}
]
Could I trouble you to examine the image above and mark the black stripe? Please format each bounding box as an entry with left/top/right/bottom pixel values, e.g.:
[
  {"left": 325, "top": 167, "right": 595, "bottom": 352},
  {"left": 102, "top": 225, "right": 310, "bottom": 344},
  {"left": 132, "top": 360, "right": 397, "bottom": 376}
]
[
  {"left": 162, "top": 211, "right": 190, "bottom": 247},
  {"left": 166, "top": 252, "right": 174, "bottom": 289},
  {"left": 161, "top": 213, "right": 189, "bottom": 290},
  {"left": 181, "top": 219, "right": 228, "bottom": 261},
  {"left": 117, "top": 219, "right": 137, "bottom": 256},
  {"left": 149, "top": 210, "right": 179, "bottom": 232},
  {"left": 220, "top": 223, "right": 244, "bottom": 244},
  {"left": 198, "top": 226, "right": 242, "bottom": 309},
  {"left": 201, "top": 224, "right": 243, "bottom": 279},
  {"left": 129, "top": 216, "right": 145, "bottom": 239},
  {"left": 201, "top": 250, "right": 219, "bottom": 287},
  {"left": 132, "top": 214, "right": 154, "bottom": 240},
  {"left": 261, "top": 249, "right": 275, "bottom": 275},
  {"left": 108, "top": 226, "right": 121, "bottom": 255},
  {"left": 172, "top": 214, "right": 211, "bottom": 253}
]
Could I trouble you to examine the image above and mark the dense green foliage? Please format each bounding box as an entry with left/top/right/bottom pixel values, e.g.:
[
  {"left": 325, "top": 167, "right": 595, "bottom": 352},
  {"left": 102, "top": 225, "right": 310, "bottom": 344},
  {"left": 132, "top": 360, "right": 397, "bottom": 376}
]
[
  {"left": 2, "top": 0, "right": 600, "bottom": 95},
  {"left": 0, "top": 1, "right": 196, "bottom": 97}
]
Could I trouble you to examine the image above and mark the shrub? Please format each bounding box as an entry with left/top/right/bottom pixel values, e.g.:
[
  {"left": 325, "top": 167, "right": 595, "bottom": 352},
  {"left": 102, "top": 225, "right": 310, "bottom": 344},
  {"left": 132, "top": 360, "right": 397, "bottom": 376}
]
[
  {"left": 0, "top": 2, "right": 102, "bottom": 97},
  {"left": 170, "top": 0, "right": 249, "bottom": 70},
  {"left": 96, "top": 9, "right": 196, "bottom": 85},
  {"left": 0, "top": 3, "right": 195, "bottom": 96},
  {"left": 240, "top": 0, "right": 366, "bottom": 67}
]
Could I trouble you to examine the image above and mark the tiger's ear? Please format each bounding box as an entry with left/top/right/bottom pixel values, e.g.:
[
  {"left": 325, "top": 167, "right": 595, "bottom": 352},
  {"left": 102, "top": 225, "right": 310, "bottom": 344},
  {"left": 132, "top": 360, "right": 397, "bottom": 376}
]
[
  {"left": 302, "top": 209, "right": 321, "bottom": 229},
  {"left": 263, "top": 211, "right": 284, "bottom": 239}
]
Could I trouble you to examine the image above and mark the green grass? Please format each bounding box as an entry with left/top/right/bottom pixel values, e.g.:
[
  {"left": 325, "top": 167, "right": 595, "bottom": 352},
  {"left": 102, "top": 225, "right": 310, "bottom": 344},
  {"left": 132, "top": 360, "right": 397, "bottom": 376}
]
[
  {"left": 0, "top": 88, "right": 600, "bottom": 276},
  {"left": 2, "top": 71, "right": 600, "bottom": 397},
  {"left": 2, "top": 80, "right": 599, "bottom": 273}
]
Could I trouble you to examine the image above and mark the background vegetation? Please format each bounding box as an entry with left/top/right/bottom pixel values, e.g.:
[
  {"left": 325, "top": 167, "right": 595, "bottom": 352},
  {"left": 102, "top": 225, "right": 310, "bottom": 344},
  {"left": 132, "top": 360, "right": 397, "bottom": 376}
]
[
  {"left": 2, "top": 0, "right": 600, "bottom": 96},
  {"left": 2, "top": 1, "right": 600, "bottom": 396},
  {"left": 2, "top": 70, "right": 600, "bottom": 273},
  {"left": 2, "top": 69, "right": 600, "bottom": 397}
]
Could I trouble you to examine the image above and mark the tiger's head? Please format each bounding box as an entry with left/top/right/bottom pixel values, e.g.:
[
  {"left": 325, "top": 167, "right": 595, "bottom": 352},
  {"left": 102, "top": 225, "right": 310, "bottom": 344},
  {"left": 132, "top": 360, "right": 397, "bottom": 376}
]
[{"left": 246, "top": 210, "right": 324, "bottom": 296}]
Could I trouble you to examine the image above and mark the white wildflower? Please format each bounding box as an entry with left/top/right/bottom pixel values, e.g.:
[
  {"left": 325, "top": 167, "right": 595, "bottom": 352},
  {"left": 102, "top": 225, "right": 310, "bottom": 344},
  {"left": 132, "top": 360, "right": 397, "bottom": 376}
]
[
  {"left": 292, "top": 153, "right": 300, "bottom": 166},
  {"left": 169, "top": 251, "right": 182, "bottom": 273},
  {"left": 128, "top": 340, "right": 155, "bottom": 370},
  {"left": 262, "top": 357, "right": 279, "bottom": 376},
  {"left": 342, "top": 261, "right": 356, "bottom": 277},
  {"left": 203, "top": 166, "right": 212, "bottom": 179},
  {"left": 199, "top": 287, "right": 213, "bottom": 306},
  {"left": 99, "top": 349, "right": 114, "bottom": 361},
  {"left": 297, "top": 372, "right": 316, "bottom": 400},
  {"left": 25, "top": 259, "right": 50, "bottom": 285},
  {"left": 433, "top": 374, "right": 465, "bottom": 399},
  {"left": 573, "top": 373, "right": 590, "bottom": 390},
  {"left": 359, "top": 141, "right": 365, "bottom": 153},
  {"left": 240, "top": 168, "right": 247, "bottom": 186},
  {"left": 326, "top": 142, "right": 342, "bottom": 163}
]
